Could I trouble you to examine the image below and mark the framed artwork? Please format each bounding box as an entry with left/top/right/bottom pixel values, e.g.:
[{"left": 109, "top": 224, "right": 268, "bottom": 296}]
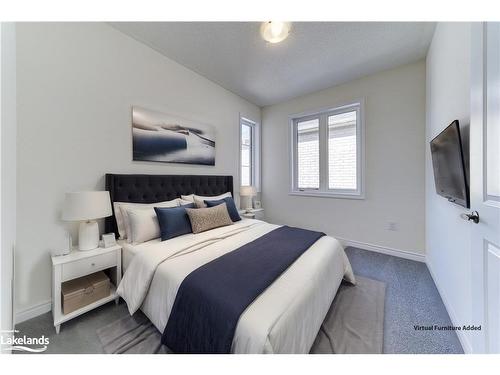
[
  {"left": 132, "top": 106, "right": 216, "bottom": 165},
  {"left": 102, "top": 233, "right": 117, "bottom": 248}
]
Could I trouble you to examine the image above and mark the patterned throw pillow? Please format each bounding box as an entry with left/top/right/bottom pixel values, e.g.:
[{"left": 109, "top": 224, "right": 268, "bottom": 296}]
[
  {"left": 186, "top": 203, "right": 233, "bottom": 234},
  {"left": 204, "top": 197, "right": 241, "bottom": 222}
]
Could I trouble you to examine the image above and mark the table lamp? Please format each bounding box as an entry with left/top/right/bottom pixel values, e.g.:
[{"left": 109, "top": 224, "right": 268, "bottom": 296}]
[
  {"left": 240, "top": 186, "right": 257, "bottom": 212},
  {"left": 62, "top": 191, "right": 112, "bottom": 251}
]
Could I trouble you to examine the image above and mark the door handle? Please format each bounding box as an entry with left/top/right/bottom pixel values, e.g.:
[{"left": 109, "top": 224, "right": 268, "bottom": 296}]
[{"left": 460, "top": 211, "right": 480, "bottom": 224}]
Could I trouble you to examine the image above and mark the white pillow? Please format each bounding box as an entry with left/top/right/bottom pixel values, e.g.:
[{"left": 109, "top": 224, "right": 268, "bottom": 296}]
[
  {"left": 113, "top": 199, "right": 179, "bottom": 239},
  {"left": 178, "top": 198, "right": 194, "bottom": 206},
  {"left": 181, "top": 192, "right": 232, "bottom": 208},
  {"left": 126, "top": 208, "right": 161, "bottom": 244},
  {"left": 180, "top": 194, "right": 195, "bottom": 202},
  {"left": 122, "top": 199, "right": 181, "bottom": 242}
]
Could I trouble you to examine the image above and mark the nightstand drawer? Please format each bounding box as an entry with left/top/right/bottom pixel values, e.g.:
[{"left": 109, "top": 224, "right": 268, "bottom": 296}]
[{"left": 61, "top": 251, "right": 116, "bottom": 282}]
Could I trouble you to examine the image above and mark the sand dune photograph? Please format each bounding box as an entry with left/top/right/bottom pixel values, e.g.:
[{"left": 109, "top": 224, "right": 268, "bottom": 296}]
[{"left": 132, "top": 106, "right": 216, "bottom": 165}]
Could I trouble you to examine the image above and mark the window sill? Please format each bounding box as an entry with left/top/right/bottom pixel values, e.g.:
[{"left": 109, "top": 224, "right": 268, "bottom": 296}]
[{"left": 289, "top": 190, "right": 365, "bottom": 200}]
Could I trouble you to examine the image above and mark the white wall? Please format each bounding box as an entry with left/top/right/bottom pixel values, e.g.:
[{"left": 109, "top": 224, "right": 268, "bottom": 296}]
[
  {"left": 262, "top": 61, "right": 426, "bottom": 255},
  {"left": 1, "top": 22, "right": 16, "bottom": 337},
  {"left": 15, "top": 23, "right": 260, "bottom": 319},
  {"left": 425, "top": 23, "right": 472, "bottom": 352}
]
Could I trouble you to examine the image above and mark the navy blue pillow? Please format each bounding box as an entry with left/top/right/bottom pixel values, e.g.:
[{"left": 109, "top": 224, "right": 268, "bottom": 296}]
[
  {"left": 205, "top": 197, "right": 241, "bottom": 222},
  {"left": 155, "top": 203, "right": 195, "bottom": 241}
]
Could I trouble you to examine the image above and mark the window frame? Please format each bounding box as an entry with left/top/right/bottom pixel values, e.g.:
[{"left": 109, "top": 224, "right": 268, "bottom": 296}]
[
  {"left": 292, "top": 114, "right": 321, "bottom": 191},
  {"left": 289, "top": 100, "right": 365, "bottom": 199},
  {"left": 239, "top": 116, "right": 261, "bottom": 191}
]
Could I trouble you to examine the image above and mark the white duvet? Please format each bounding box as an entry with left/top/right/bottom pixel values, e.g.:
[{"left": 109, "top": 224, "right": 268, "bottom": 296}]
[{"left": 117, "top": 219, "right": 355, "bottom": 354}]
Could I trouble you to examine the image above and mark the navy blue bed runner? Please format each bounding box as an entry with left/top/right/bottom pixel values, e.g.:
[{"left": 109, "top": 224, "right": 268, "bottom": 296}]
[{"left": 161, "top": 225, "right": 325, "bottom": 353}]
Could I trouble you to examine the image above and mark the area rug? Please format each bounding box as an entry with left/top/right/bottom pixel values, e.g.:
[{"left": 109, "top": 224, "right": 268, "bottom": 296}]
[{"left": 97, "top": 275, "right": 385, "bottom": 354}]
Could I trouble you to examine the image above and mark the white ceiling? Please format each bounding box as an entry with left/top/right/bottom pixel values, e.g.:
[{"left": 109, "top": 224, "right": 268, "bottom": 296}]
[{"left": 110, "top": 22, "right": 435, "bottom": 107}]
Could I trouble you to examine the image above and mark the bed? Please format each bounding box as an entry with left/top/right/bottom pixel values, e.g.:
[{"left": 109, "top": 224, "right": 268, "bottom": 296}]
[{"left": 106, "top": 174, "right": 355, "bottom": 354}]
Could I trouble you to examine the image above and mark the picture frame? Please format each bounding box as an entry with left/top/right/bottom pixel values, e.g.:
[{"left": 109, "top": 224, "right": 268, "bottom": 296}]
[
  {"left": 254, "top": 200, "right": 262, "bottom": 209},
  {"left": 102, "top": 233, "right": 117, "bottom": 248},
  {"left": 132, "top": 106, "right": 216, "bottom": 165}
]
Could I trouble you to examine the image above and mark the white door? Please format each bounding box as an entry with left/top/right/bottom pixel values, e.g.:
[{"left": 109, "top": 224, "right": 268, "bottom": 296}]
[{"left": 470, "top": 22, "right": 500, "bottom": 354}]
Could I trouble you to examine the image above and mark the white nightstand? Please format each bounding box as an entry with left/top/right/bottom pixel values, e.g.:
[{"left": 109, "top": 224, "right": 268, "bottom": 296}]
[
  {"left": 51, "top": 245, "right": 122, "bottom": 334},
  {"left": 239, "top": 208, "right": 264, "bottom": 220}
]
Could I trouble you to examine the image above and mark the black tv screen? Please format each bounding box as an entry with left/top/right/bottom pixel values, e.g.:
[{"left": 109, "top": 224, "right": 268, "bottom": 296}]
[{"left": 430, "top": 120, "right": 469, "bottom": 208}]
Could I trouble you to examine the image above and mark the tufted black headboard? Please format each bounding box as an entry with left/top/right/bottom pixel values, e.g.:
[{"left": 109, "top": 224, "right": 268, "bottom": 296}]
[{"left": 104, "top": 174, "right": 233, "bottom": 237}]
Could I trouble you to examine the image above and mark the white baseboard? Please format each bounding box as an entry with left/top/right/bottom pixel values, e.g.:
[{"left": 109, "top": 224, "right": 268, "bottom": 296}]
[
  {"left": 15, "top": 300, "right": 51, "bottom": 325},
  {"left": 425, "top": 260, "right": 472, "bottom": 354},
  {"left": 338, "top": 237, "right": 426, "bottom": 263}
]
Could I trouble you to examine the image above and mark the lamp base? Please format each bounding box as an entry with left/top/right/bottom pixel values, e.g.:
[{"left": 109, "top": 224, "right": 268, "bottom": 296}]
[
  {"left": 78, "top": 220, "right": 99, "bottom": 251},
  {"left": 245, "top": 196, "right": 254, "bottom": 213}
]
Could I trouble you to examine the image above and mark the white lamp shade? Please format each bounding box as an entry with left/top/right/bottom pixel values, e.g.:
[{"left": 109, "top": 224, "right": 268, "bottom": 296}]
[
  {"left": 62, "top": 191, "right": 112, "bottom": 221},
  {"left": 240, "top": 186, "right": 257, "bottom": 197}
]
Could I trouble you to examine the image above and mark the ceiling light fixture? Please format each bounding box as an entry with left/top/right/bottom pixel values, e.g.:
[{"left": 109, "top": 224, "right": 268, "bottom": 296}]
[{"left": 260, "top": 21, "right": 291, "bottom": 44}]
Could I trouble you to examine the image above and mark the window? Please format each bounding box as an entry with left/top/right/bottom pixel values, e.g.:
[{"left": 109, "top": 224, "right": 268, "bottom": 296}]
[
  {"left": 290, "top": 102, "right": 363, "bottom": 198},
  {"left": 328, "top": 110, "right": 357, "bottom": 190},
  {"left": 241, "top": 121, "right": 253, "bottom": 186},
  {"left": 240, "top": 117, "right": 260, "bottom": 189},
  {"left": 297, "top": 118, "right": 320, "bottom": 189}
]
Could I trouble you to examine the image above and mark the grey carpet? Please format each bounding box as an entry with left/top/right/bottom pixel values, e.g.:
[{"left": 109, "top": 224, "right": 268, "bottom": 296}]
[
  {"left": 345, "top": 247, "right": 464, "bottom": 353},
  {"left": 14, "top": 246, "right": 464, "bottom": 354},
  {"left": 96, "top": 276, "right": 385, "bottom": 354}
]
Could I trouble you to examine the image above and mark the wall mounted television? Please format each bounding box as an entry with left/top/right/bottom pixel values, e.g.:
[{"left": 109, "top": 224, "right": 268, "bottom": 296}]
[{"left": 430, "top": 120, "right": 470, "bottom": 208}]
